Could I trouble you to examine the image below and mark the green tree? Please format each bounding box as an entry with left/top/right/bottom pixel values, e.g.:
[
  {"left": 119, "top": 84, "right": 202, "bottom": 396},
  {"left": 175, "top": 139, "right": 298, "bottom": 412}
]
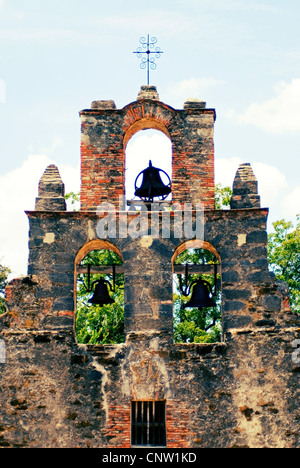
[
  {"left": 0, "top": 262, "right": 11, "bottom": 316},
  {"left": 215, "top": 183, "right": 232, "bottom": 209},
  {"left": 65, "top": 191, "right": 80, "bottom": 211},
  {"left": 268, "top": 216, "right": 300, "bottom": 314},
  {"left": 76, "top": 250, "right": 124, "bottom": 344}
]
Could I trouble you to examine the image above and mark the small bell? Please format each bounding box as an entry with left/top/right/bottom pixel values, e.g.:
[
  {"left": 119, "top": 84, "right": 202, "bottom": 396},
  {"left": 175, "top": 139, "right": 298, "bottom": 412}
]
[
  {"left": 134, "top": 160, "right": 171, "bottom": 202},
  {"left": 184, "top": 278, "right": 215, "bottom": 309},
  {"left": 88, "top": 278, "right": 115, "bottom": 307}
]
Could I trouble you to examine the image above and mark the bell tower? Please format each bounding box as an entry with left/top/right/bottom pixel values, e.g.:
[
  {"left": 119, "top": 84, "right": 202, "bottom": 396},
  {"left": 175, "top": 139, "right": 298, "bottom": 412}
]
[{"left": 79, "top": 85, "right": 216, "bottom": 211}]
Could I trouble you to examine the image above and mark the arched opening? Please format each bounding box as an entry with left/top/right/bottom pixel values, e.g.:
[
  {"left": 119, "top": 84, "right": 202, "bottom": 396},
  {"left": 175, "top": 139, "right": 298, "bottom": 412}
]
[
  {"left": 125, "top": 129, "right": 172, "bottom": 205},
  {"left": 173, "top": 243, "right": 222, "bottom": 344},
  {"left": 75, "top": 242, "right": 124, "bottom": 345}
]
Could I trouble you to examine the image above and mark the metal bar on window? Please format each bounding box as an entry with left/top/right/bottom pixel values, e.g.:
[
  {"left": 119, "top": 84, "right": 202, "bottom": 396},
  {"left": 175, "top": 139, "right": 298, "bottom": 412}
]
[{"left": 131, "top": 401, "right": 166, "bottom": 447}]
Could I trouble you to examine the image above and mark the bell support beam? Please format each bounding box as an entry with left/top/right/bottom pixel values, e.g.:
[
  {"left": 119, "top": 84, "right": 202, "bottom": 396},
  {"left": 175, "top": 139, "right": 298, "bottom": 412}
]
[
  {"left": 173, "top": 264, "right": 220, "bottom": 275},
  {"left": 127, "top": 200, "right": 173, "bottom": 209},
  {"left": 77, "top": 265, "right": 124, "bottom": 275},
  {"left": 77, "top": 265, "right": 219, "bottom": 275}
]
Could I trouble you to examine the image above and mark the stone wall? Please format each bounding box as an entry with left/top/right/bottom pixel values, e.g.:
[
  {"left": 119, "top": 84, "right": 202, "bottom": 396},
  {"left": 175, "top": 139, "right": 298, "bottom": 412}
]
[
  {"left": 1, "top": 205, "right": 299, "bottom": 448},
  {"left": 0, "top": 320, "right": 299, "bottom": 448}
]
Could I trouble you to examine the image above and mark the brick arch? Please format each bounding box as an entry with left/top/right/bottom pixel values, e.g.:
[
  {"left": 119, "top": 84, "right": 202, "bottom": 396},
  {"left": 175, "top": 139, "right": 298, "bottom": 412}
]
[
  {"left": 123, "top": 118, "right": 171, "bottom": 150},
  {"left": 172, "top": 240, "right": 221, "bottom": 265},
  {"left": 74, "top": 239, "right": 123, "bottom": 267},
  {"left": 80, "top": 97, "right": 216, "bottom": 210},
  {"left": 122, "top": 100, "right": 177, "bottom": 149}
]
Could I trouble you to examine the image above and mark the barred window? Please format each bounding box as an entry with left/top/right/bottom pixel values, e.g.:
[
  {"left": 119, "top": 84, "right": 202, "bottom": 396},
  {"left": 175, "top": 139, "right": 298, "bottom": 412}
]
[{"left": 131, "top": 401, "right": 166, "bottom": 447}]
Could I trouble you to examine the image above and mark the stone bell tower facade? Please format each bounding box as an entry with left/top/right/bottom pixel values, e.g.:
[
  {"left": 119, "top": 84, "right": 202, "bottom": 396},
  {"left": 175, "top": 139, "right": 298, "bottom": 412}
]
[
  {"left": 80, "top": 86, "right": 215, "bottom": 210},
  {"left": 0, "top": 86, "right": 299, "bottom": 449}
]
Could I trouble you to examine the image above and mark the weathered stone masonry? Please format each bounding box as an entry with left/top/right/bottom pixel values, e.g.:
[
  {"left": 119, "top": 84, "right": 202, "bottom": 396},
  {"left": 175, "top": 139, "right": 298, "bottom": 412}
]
[{"left": 0, "top": 86, "right": 299, "bottom": 448}]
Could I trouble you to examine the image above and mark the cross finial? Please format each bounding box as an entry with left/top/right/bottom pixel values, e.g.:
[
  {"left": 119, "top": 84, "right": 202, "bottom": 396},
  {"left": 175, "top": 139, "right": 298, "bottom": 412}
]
[{"left": 133, "top": 35, "right": 164, "bottom": 85}]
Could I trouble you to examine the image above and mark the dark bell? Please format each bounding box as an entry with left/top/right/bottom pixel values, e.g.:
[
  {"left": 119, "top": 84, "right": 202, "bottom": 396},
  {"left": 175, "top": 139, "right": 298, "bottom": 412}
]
[
  {"left": 134, "top": 160, "right": 171, "bottom": 202},
  {"left": 88, "top": 278, "right": 115, "bottom": 307},
  {"left": 184, "top": 278, "right": 215, "bottom": 309}
]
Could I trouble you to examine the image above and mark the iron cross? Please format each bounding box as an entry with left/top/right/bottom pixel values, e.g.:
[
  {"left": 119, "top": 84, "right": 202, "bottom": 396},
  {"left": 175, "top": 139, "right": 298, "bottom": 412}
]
[{"left": 133, "top": 35, "right": 164, "bottom": 85}]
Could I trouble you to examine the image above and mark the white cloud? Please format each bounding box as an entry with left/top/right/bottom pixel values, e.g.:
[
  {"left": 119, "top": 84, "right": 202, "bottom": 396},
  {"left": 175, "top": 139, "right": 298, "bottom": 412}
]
[
  {"left": 215, "top": 157, "right": 289, "bottom": 221},
  {"left": 280, "top": 186, "right": 300, "bottom": 220},
  {"left": 234, "top": 79, "right": 300, "bottom": 133},
  {"left": 164, "top": 77, "right": 224, "bottom": 108},
  {"left": 0, "top": 155, "right": 79, "bottom": 278},
  {"left": 215, "top": 156, "right": 243, "bottom": 187},
  {"left": 174, "top": 77, "right": 223, "bottom": 97},
  {"left": 252, "top": 162, "right": 288, "bottom": 207}
]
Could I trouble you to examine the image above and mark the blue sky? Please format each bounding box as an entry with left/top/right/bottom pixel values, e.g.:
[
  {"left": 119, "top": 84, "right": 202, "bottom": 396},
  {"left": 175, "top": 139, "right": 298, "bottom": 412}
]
[{"left": 0, "top": 0, "right": 300, "bottom": 275}]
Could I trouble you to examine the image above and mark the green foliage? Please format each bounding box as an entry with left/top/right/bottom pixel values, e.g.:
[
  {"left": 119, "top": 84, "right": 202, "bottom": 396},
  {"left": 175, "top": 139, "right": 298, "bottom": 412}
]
[
  {"left": 173, "top": 249, "right": 222, "bottom": 343},
  {"left": 215, "top": 184, "right": 232, "bottom": 209},
  {"left": 268, "top": 216, "right": 300, "bottom": 313},
  {"left": 76, "top": 250, "right": 124, "bottom": 344},
  {"left": 65, "top": 191, "right": 80, "bottom": 211},
  {"left": 0, "top": 262, "right": 11, "bottom": 316},
  {"left": 174, "top": 247, "right": 217, "bottom": 266},
  {"left": 173, "top": 299, "right": 222, "bottom": 344},
  {"left": 76, "top": 298, "right": 124, "bottom": 345}
]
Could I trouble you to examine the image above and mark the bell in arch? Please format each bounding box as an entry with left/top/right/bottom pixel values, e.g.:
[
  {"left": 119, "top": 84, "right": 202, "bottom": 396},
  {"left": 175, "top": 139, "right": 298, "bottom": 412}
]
[
  {"left": 134, "top": 160, "right": 171, "bottom": 203},
  {"left": 88, "top": 278, "right": 115, "bottom": 307},
  {"left": 184, "top": 278, "right": 215, "bottom": 310}
]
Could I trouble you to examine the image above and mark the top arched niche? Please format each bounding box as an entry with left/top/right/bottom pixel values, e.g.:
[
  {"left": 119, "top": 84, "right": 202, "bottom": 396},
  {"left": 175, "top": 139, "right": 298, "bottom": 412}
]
[
  {"left": 172, "top": 240, "right": 221, "bottom": 265},
  {"left": 123, "top": 117, "right": 171, "bottom": 150},
  {"left": 75, "top": 239, "right": 123, "bottom": 267}
]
